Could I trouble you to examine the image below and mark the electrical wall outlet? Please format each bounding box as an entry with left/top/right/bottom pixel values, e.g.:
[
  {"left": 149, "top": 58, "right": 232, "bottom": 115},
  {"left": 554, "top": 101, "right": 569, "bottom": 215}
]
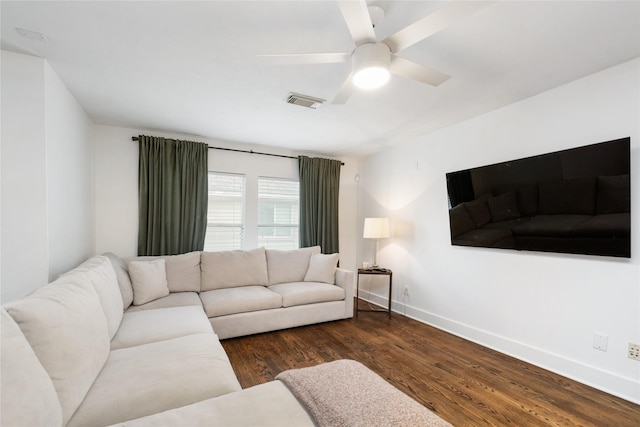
[
  {"left": 403, "top": 286, "right": 409, "bottom": 296},
  {"left": 628, "top": 343, "right": 640, "bottom": 361}
]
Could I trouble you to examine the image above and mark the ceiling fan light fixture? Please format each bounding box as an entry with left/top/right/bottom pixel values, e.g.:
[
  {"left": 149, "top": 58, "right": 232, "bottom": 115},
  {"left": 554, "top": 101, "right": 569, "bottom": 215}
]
[
  {"left": 352, "top": 42, "right": 390, "bottom": 90},
  {"left": 353, "top": 66, "right": 390, "bottom": 89}
]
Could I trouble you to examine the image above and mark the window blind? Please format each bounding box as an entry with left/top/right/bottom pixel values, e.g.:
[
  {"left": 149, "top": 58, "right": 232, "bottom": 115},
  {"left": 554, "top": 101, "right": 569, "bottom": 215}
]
[
  {"left": 258, "top": 177, "right": 299, "bottom": 249},
  {"left": 204, "top": 172, "right": 245, "bottom": 251}
]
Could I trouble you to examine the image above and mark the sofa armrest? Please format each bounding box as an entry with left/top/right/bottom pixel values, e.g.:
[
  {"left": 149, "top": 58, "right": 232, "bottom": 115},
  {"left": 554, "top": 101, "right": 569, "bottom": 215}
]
[{"left": 334, "top": 268, "right": 354, "bottom": 318}]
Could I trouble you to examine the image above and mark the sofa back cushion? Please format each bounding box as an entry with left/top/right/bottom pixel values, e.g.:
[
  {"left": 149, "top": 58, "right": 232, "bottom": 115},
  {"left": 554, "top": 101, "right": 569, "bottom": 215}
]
[
  {"left": 103, "top": 252, "right": 135, "bottom": 310},
  {"left": 61, "top": 255, "right": 123, "bottom": 339},
  {"left": 4, "top": 279, "right": 110, "bottom": 425},
  {"left": 131, "top": 251, "right": 202, "bottom": 292},
  {"left": 201, "top": 248, "right": 268, "bottom": 290},
  {"left": 266, "top": 246, "right": 321, "bottom": 285},
  {"left": 1, "top": 308, "right": 63, "bottom": 427},
  {"left": 596, "top": 174, "right": 630, "bottom": 214},
  {"left": 538, "top": 178, "right": 596, "bottom": 215}
]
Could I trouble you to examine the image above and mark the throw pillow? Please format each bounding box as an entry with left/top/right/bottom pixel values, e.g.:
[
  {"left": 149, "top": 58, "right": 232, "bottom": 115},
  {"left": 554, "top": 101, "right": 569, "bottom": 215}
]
[
  {"left": 128, "top": 259, "right": 170, "bottom": 305},
  {"left": 304, "top": 253, "right": 339, "bottom": 284}
]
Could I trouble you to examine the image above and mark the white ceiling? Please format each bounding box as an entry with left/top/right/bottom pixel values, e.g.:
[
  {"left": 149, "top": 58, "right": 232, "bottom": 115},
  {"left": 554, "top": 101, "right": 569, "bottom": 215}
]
[{"left": 2, "top": 1, "right": 639, "bottom": 157}]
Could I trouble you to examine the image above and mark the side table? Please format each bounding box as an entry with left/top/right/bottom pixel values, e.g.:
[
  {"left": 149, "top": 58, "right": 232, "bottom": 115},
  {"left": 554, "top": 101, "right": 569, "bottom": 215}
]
[{"left": 356, "top": 268, "right": 392, "bottom": 317}]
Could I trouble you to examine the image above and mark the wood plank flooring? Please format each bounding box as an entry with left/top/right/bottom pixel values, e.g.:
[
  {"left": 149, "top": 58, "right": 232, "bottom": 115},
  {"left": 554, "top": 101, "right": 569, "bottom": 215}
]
[{"left": 221, "top": 302, "right": 640, "bottom": 426}]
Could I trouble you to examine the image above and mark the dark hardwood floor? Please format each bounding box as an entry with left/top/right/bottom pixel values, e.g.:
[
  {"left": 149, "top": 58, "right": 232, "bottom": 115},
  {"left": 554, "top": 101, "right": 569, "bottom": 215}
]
[{"left": 221, "top": 301, "right": 640, "bottom": 426}]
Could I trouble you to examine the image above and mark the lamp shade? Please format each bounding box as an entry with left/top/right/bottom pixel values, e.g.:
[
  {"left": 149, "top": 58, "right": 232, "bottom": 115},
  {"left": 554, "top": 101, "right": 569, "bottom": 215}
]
[{"left": 363, "top": 217, "right": 390, "bottom": 239}]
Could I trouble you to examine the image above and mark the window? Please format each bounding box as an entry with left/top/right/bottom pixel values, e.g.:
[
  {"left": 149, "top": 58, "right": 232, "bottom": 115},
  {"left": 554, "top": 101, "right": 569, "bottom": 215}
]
[
  {"left": 204, "top": 172, "right": 245, "bottom": 251},
  {"left": 258, "top": 177, "right": 299, "bottom": 249}
]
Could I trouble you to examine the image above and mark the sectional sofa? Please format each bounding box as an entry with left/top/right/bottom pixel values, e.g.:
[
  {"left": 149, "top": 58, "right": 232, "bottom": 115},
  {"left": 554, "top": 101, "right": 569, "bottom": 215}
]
[
  {"left": 110, "top": 246, "right": 354, "bottom": 339},
  {"left": 2, "top": 245, "right": 453, "bottom": 426},
  {"left": 1, "top": 247, "right": 355, "bottom": 426}
]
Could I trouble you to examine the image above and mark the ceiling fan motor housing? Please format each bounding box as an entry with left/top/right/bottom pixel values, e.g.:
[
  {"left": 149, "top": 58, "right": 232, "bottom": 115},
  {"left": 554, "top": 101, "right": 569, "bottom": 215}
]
[{"left": 352, "top": 42, "right": 391, "bottom": 89}]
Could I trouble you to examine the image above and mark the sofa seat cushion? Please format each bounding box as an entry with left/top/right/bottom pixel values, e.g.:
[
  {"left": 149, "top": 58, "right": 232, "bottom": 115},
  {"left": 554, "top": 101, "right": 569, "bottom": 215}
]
[
  {"left": 571, "top": 213, "right": 630, "bottom": 237},
  {"left": 269, "top": 282, "right": 345, "bottom": 307},
  {"left": 107, "top": 381, "right": 314, "bottom": 427},
  {"left": 111, "top": 306, "right": 213, "bottom": 350},
  {"left": 266, "top": 246, "right": 321, "bottom": 285},
  {"left": 67, "top": 333, "right": 241, "bottom": 427},
  {"left": 1, "top": 309, "right": 63, "bottom": 427},
  {"left": 4, "top": 279, "right": 110, "bottom": 425},
  {"left": 511, "top": 215, "right": 591, "bottom": 237},
  {"left": 125, "top": 291, "right": 202, "bottom": 312},
  {"left": 200, "top": 286, "right": 282, "bottom": 318}
]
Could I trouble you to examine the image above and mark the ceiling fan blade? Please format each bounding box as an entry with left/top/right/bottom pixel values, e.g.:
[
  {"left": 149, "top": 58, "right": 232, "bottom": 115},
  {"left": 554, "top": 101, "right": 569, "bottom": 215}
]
[
  {"left": 256, "top": 52, "right": 350, "bottom": 65},
  {"left": 337, "top": 0, "right": 376, "bottom": 46},
  {"left": 384, "top": 1, "right": 494, "bottom": 53},
  {"left": 390, "top": 56, "right": 450, "bottom": 87},
  {"left": 332, "top": 72, "right": 355, "bottom": 104}
]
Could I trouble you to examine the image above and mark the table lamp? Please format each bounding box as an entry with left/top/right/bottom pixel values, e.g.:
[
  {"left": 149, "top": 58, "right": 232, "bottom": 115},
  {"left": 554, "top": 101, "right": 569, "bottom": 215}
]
[{"left": 363, "top": 217, "right": 390, "bottom": 267}]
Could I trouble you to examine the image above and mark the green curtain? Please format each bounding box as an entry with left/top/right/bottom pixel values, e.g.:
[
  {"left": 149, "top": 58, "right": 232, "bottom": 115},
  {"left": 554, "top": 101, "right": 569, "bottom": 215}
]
[
  {"left": 137, "top": 135, "right": 208, "bottom": 256},
  {"left": 298, "top": 155, "right": 341, "bottom": 254}
]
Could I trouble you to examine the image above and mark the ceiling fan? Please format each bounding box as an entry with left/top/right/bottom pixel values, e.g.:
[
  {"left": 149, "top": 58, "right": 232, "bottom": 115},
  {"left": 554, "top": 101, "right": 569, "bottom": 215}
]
[{"left": 257, "top": 0, "right": 491, "bottom": 104}]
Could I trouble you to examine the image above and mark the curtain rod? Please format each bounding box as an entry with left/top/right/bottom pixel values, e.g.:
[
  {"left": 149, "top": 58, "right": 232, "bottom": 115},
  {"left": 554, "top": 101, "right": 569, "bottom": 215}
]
[{"left": 131, "top": 136, "right": 344, "bottom": 165}]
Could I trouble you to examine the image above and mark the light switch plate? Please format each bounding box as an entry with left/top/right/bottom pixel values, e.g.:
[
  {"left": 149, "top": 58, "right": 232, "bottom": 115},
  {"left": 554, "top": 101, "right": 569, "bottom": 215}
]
[{"left": 593, "top": 332, "right": 608, "bottom": 351}]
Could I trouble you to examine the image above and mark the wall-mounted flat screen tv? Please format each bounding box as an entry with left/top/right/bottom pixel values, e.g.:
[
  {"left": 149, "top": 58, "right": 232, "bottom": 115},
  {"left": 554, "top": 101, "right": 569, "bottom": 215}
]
[{"left": 446, "top": 137, "right": 630, "bottom": 258}]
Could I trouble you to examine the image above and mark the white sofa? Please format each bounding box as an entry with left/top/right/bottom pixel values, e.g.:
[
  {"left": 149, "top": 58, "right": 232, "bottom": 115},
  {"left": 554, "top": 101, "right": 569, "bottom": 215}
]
[
  {"left": 1, "top": 247, "right": 354, "bottom": 426},
  {"left": 110, "top": 246, "right": 354, "bottom": 339}
]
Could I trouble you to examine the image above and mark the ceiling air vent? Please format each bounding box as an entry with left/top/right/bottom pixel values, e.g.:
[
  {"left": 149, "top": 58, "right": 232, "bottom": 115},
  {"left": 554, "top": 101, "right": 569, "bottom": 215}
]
[{"left": 284, "top": 92, "right": 326, "bottom": 109}]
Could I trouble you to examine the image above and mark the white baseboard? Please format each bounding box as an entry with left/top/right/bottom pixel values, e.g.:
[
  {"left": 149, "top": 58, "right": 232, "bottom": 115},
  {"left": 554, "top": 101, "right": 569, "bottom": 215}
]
[{"left": 357, "top": 291, "right": 640, "bottom": 405}]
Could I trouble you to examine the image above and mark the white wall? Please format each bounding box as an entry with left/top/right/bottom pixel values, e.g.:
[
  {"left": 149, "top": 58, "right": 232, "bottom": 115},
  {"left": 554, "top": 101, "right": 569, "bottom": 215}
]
[
  {"left": 93, "top": 124, "right": 358, "bottom": 273},
  {"left": 1, "top": 50, "right": 94, "bottom": 303},
  {"left": 357, "top": 58, "right": 640, "bottom": 403},
  {"left": 44, "top": 61, "right": 94, "bottom": 280},
  {"left": 1, "top": 51, "right": 48, "bottom": 302}
]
